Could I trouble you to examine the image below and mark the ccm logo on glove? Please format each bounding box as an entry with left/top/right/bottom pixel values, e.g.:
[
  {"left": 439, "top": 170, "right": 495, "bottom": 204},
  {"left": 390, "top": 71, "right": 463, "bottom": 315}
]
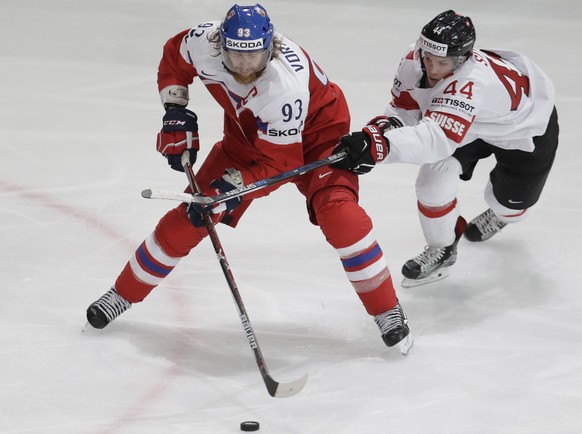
[{"left": 163, "top": 119, "right": 189, "bottom": 127}]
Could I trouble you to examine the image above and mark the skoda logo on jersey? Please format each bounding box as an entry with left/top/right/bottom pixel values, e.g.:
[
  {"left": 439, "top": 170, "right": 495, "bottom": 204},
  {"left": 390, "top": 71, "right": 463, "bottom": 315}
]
[
  {"left": 419, "top": 34, "right": 448, "bottom": 57},
  {"left": 225, "top": 37, "right": 264, "bottom": 51}
]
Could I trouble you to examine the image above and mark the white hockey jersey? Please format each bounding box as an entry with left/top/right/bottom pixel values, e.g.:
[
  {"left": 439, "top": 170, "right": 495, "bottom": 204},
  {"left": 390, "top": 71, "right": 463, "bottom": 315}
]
[{"left": 383, "top": 47, "right": 556, "bottom": 165}]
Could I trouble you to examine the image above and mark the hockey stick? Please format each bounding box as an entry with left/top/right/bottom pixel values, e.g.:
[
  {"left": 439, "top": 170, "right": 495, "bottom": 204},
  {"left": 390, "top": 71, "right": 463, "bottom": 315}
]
[
  {"left": 142, "top": 149, "right": 348, "bottom": 206},
  {"left": 180, "top": 151, "right": 308, "bottom": 398}
]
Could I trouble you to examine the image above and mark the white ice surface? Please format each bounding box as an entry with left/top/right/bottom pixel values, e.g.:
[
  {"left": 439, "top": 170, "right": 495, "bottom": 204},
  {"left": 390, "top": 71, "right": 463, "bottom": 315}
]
[{"left": 1, "top": 0, "right": 581, "bottom": 433}]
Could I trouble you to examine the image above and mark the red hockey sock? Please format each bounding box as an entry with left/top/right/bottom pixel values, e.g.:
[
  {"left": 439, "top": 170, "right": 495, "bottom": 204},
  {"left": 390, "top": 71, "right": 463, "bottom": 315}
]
[
  {"left": 312, "top": 187, "right": 398, "bottom": 315},
  {"left": 115, "top": 205, "right": 207, "bottom": 303}
]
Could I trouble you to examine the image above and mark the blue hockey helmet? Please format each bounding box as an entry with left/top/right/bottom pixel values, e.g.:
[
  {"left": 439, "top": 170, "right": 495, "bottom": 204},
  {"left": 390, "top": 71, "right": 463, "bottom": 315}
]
[{"left": 220, "top": 4, "right": 274, "bottom": 74}]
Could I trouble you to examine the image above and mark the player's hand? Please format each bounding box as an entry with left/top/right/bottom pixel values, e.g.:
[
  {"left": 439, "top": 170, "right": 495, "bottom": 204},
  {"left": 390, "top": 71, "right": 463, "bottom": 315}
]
[
  {"left": 156, "top": 106, "right": 199, "bottom": 172},
  {"left": 187, "top": 168, "right": 244, "bottom": 227},
  {"left": 331, "top": 125, "right": 390, "bottom": 175},
  {"left": 367, "top": 115, "right": 403, "bottom": 132}
]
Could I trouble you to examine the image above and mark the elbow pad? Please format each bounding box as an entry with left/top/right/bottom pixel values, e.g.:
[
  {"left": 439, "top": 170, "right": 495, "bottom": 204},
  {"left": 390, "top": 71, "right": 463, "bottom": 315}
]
[{"left": 160, "top": 85, "right": 189, "bottom": 109}]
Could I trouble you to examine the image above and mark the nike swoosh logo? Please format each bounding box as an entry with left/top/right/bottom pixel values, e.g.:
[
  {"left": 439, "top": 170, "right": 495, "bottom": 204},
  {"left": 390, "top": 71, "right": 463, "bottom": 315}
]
[
  {"left": 200, "top": 70, "right": 216, "bottom": 77},
  {"left": 508, "top": 199, "right": 524, "bottom": 204},
  {"left": 318, "top": 171, "right": 333, "bottom": 179}
]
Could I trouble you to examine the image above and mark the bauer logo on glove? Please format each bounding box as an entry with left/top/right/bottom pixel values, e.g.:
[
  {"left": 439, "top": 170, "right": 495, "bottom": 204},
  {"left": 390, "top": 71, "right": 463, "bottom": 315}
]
[{"left": 367, "top": 125, "right": 387, "bottom": 162}]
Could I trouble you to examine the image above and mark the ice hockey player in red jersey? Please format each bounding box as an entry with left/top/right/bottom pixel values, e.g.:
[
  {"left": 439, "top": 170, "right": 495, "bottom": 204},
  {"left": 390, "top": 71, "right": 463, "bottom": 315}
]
[
  {"left": 333, "top": 10, "right": 559, "bottom": 287},
  {"left": 86, "top": 4, "right": 412, "bottom": 354}
]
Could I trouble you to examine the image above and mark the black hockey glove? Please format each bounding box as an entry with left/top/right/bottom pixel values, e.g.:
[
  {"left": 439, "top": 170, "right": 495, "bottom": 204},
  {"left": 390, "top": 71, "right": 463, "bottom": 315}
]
[
  {"left": 187, "top": 168, "right": 244, "bottom": 227},
  {"left": 332, "top": 117, "right": 402, "bottom": 175},
  {"left": 156, "top": 106, "right": 199, "bottom": 172}
]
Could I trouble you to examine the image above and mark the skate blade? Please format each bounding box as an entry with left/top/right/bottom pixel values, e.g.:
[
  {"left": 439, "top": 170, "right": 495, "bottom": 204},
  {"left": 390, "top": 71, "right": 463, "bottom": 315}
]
[
  {"left": 398, "top": 334, "right": 414, "bottom": 356},
  {"left": 401, "top": 266, "right": 451, "bottom": 288},
  {"left": 81, "top": 321, "right": 95, "bottom": 333}
]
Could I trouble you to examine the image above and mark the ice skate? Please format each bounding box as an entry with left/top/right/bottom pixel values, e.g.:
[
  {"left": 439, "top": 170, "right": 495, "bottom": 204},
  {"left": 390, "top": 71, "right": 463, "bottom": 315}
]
[
  {"left": 86, "top": 287, "right": 132, "bottom": 329},
  {"left": 401, "top": 217, "right": 466, "bottom": 288},
  {"left": 401, "top": 244, "right": 457, "bottom": 288},
  {"left": 464, "top": 208, "right": 507, "bottom": 242},
  {"left": 374, "top": 303, "right": 413, "bottom": 355}
]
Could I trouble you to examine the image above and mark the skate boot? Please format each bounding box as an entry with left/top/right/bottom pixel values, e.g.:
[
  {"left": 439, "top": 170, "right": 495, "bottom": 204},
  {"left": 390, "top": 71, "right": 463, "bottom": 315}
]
[
  {"left": 374, "top": 303, "right": 413, "bottom": 355},
  {"left": 86, "top": 287, "right": 132, "bottom": 329},
  {"left": 464, "top": 208, "right": 507, "bottom": 242},
  {"left": 401, "top": 216, "right": 466, "bottom": 288}
]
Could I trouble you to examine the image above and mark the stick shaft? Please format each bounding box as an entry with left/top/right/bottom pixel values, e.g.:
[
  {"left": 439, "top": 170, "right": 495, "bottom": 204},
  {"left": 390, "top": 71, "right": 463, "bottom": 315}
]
[
  {"left": 180, "top": 151, "right": 306, "bottom": 397},
  {"left": 188, "top": 150, "right": 346, "bottom": 206}
]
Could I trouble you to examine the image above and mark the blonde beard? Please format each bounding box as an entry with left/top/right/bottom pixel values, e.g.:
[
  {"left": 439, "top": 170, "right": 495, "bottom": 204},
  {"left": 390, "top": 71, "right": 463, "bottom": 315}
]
[{"left": 229, "top": 68, "right": 265, "bottom": 84}]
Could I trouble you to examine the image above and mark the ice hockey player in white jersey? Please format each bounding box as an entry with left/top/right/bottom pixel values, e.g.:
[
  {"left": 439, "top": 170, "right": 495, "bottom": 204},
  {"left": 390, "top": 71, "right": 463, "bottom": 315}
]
[{"left": 333, "top": 10, "right": 559, "bottom": 287}]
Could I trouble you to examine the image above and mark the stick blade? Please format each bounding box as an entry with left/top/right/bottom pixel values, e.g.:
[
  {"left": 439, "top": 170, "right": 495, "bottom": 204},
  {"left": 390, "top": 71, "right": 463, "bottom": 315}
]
[
  {"left": 188, "top": 194, "right": 214, "bottom": 205},
  {"left": 264, "top": 372, "right": 308, "bottom": 398},
  {"left": 141, "top": 189, "right": 195, "bottom": 203}
]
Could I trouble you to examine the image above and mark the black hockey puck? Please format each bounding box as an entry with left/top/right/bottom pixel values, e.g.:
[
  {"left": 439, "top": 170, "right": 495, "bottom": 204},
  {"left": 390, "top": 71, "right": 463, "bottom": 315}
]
[{"left": 240, "top": 420, "right": 260, "bottom": 431}]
